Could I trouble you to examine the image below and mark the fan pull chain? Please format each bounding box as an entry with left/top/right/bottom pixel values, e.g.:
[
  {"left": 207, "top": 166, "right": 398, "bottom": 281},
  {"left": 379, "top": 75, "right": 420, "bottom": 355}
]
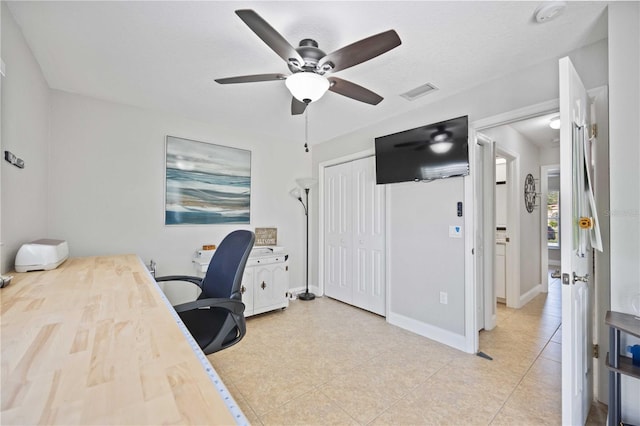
[{"left": 304, "top": 108, "right": 309, "bottom": 153}]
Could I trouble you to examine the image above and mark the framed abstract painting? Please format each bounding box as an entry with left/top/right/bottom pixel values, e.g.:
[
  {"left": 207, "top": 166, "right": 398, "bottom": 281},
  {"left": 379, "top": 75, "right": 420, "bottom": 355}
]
[{"left": 165, "top": 136, "right": 251, "bottom": 225}]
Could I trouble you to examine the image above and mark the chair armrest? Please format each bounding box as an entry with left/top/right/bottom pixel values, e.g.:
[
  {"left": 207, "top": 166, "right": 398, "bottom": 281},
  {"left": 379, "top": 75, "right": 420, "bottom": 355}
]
[
  {"left": 173, "top": 298, "right": 245, "bottom": 315},
  {"left": 155, "top": 275, "right": 203, "bottom": 287}
]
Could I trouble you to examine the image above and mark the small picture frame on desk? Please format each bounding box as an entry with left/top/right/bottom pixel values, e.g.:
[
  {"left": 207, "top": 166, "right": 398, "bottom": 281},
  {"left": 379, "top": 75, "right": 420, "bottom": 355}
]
[{"left": 255, "top": 227, "right": 277, "bottom": 246}]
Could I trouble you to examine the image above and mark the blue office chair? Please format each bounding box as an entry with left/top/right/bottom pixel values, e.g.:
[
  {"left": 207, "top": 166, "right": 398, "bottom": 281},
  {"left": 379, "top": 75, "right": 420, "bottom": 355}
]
[{"left": 156, "top": 230, "right": 255, "bottom": 354}]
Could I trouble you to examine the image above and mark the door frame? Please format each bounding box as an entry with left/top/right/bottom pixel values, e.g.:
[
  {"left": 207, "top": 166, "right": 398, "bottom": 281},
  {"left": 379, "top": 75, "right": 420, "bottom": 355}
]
[
  {"left": 540, "top": 163, "right": 560, "bottom": 294},
  {"left": 495, "top": 147, "right": 520, "bottom": 308},
  {"left": 471, "top": 98, "right": 559, "bottom": 341},
  {"left": 474, "top": 132, "right": 497, "bottom": 332}
]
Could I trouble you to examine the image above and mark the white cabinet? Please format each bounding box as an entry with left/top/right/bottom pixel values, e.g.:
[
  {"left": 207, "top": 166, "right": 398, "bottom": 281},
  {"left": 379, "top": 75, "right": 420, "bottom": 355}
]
[
  {"left": 192, "top": 247, "right": 289, "bottom": 317},
  {"left": 243, "top": 256, "right": 289, "bottom": 317}
]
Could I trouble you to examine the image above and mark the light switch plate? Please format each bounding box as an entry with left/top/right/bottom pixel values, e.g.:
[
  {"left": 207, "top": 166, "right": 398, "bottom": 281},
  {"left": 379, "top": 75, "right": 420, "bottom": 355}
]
[{"left": 449, "top": 225, "right": 462, "bottom": 238}]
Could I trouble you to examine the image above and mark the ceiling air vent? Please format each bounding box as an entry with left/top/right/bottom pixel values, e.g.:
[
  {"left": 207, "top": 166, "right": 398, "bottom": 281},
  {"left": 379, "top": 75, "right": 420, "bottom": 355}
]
[{"left": 400, "top": 83, "right": 438, "bottom": 101}]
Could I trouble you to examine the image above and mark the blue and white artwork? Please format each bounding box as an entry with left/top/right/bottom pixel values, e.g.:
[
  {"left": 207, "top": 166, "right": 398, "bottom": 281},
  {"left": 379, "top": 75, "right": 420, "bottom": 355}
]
[{"left": 165, "top": 136, "right": 251, "bottom": 225}]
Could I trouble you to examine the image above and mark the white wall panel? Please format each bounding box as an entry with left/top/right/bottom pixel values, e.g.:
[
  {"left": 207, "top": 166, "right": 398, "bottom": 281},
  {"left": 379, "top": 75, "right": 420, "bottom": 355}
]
[{"left": 1, "top": 4, "right": 50, "bottom": 273}]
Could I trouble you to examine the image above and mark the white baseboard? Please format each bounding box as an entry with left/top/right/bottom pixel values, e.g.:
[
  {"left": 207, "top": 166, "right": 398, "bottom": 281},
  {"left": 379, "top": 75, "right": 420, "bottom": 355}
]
[
  {"left": 387, "top": 311, "right": 470, "bottom": 353},
  {"left": 289, "top": 285, "right": 322, "bottom": 297},
  {"left": 519, "top": 284, "right": 542, "bottom": 307}
]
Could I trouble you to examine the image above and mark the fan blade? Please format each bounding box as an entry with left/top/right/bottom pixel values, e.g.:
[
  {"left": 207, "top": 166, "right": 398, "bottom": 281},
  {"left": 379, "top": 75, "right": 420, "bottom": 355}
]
[
  {"left": 215, "top": 73, "right": 287, "bottom": 84},
  {"left": 291, "top": 97, "right": 307, "bottom": 115},
  {"left": 318, "top": 30, "right": 401, "bottom": 73},
  {"left": 394, "top": 141, "right": 423, "bottom": 148},
  {"left": 235, "top": 10, "right": 304, "bottom": 67},
  {"left": 328, "top": 77, "right": 383, "bottom": 105}
]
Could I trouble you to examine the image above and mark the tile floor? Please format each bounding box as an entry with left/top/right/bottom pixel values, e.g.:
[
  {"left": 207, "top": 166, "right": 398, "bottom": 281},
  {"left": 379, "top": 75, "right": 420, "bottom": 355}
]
[{"left": 208, "top": 273, "right": 602, "bottom": 425}]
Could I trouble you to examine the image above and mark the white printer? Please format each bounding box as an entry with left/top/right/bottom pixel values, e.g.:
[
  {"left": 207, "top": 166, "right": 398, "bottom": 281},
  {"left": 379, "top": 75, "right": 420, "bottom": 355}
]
[{"left": 15, "top": 239, "right": 69, "bottom": 272}]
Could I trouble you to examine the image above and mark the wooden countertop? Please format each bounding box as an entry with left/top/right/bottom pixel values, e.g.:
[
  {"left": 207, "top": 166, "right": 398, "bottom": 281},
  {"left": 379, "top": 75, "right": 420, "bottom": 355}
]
[{"left": 1, "top": 255, "right": 241, "bottom": 425}]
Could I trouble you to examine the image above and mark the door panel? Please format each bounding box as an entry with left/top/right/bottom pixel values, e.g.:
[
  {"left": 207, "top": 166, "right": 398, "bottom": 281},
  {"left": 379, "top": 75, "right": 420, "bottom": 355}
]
[
  {"left": 324, "top": 162, "right": 353, "bottom": 303},
  {"left": 559, "top": 56, "right": 593, "bottom": 425},
  {"left": 474, "top": 133, "right": 496, "bottom": 331},
  {"left": 324, "top": 157, "right": 386, "bottom": 315},
  {"left": 351, "top": 157, "right": 386, "bottom": 315}
]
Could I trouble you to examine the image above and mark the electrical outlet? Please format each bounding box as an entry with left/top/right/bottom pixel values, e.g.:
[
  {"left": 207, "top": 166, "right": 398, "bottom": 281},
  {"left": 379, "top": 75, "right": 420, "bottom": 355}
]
[{"left": 440, "top": 291, "right": 448, "bottom": 304}]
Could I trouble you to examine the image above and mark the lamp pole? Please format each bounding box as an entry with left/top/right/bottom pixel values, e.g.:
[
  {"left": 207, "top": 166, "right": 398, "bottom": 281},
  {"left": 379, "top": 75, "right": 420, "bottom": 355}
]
[{"left": 298, "top": 187, "right": 315, "bottom": 300}]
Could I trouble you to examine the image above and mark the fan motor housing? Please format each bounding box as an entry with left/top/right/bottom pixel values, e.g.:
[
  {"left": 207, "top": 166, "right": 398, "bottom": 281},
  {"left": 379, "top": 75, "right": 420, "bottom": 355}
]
[{"left": 289, "top": 39, "right": 327, "bottom": 73}]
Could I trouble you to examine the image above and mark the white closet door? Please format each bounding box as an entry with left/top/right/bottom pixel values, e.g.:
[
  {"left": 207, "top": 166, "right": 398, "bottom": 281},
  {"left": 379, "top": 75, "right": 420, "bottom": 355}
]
[
  {"left": 324, "top": 156, "right": 386, "bottom": 315},
  {"left": 324, "top": 161, "right": 353, "bottom": 303},
  {"left": 351, "top": 156, "right": 386, "bottom": 315}
]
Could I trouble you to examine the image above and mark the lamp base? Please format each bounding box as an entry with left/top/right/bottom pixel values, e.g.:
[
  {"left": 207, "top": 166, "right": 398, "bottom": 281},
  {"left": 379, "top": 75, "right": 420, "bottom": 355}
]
[{"left": 298, "top": 291, "right": 316, "bottom": 301}]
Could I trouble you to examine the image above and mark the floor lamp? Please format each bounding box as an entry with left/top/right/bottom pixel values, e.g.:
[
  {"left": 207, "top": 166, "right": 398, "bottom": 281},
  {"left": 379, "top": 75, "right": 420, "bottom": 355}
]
[{"left": 290, "top": 177, "right": 318, "bottom": 301}]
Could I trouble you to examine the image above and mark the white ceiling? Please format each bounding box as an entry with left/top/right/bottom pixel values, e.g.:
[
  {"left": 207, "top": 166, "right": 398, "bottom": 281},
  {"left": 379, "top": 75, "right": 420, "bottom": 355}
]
[
  {"left": 510, "top": 112, "right": 560, "bottom": 149},
  {"left": 7, "top": 1, "right": 608, "bottom": 146}
]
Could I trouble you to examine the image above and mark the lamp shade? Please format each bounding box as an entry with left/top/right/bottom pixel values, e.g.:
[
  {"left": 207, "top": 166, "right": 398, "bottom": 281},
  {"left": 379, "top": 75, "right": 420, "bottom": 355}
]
[
  {"left": 289, "top": 187, "right": 302, "bottom": 199},
  {"left": 285, "top": 72, "right": 330, "bottom": 103},
  {"left": 296, "top": 177, "right": 318, "bottom": 190}
]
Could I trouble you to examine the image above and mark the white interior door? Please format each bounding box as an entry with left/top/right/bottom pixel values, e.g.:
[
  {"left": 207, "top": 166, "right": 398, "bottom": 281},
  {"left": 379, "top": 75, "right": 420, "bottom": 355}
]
[
  {"left": 351, "top": 156, "right": 386, "bottom": 316},
  {"left": 559, "top": 56, "right": 594, "bottom": 425},
  {"left": 324, "top": 162, "right": 353, "bottom": 303},
  {"left": 474, "top": 133, "right": 496, "bottom": 331},
  {"left": 324, "top": 157, "right": 386, "bottom": 315}
]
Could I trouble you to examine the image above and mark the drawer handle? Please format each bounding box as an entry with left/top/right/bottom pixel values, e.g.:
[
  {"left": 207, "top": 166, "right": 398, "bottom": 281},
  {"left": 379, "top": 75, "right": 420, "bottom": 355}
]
[
  {"left": 261, "top": 281, "right": 266, "bottom": 290},
  {"left": 241, "top": 285, "right": 246, "bottom": 294}
]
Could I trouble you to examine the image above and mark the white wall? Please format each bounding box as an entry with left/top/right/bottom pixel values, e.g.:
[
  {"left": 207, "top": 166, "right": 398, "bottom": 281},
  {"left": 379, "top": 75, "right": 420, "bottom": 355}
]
[
  {"left": 608, "top": 3, "right": 640, "bottom": 423},
  {"left": 311, "top": 39, "right": 607, "bottom": 349},
  {"left": 0, "top": 3, "right": 50, "bottom": 273},
  {"left": 540, "top": 146, "right": 560, "bottom": 166},
  {"left": 483, "top": 124, "right": 542, "bottom": 299},
  {"left": 388, "top": 178, "right": 466, "bottom": 335},
  {"left": 47, "top": 91, "right": 310, "bottom": 284}
]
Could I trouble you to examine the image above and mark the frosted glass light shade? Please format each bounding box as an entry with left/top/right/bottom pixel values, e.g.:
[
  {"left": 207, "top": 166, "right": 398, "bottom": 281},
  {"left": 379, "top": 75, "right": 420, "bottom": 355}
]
[
  {"left": 285, "top": 72, "right": 330, "bottom": 103},
  {"left": 296, "top": 177, "right": 318, "bottom": 190},
  {"left": 289, "top": 187, "right": 302, "bottom": 199},
  {"left": 429, "top": 141, "right": 454, "bottom": 154}
]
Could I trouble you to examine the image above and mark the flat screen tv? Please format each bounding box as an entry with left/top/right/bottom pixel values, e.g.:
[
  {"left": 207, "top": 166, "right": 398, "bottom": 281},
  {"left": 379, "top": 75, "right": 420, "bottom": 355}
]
[{"left": 374, "top": 115, "right": 469, "bottom": 184}]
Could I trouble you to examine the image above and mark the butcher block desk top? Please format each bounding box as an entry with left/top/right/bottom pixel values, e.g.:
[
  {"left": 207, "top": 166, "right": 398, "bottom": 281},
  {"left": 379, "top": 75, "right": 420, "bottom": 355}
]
[{"left": 0, "top": 254, "right": 242, "bottom": 425}]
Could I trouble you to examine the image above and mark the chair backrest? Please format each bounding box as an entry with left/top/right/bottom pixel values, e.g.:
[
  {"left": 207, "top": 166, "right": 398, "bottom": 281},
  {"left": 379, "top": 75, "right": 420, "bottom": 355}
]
[{"left": 201, "top": 230, "right": 255, "bottom": 300}]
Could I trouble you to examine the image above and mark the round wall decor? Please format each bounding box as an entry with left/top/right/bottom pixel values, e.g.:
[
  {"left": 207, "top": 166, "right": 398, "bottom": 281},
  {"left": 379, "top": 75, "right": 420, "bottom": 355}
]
[{"left": 524, "top": 173, "right": 536, "bottom": 213}]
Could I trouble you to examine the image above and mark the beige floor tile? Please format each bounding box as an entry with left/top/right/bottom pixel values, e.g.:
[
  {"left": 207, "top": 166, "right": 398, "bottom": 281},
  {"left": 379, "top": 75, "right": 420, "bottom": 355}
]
[
  {"left": 372, "top": 373, "right": 506, "bottom": 426},
  {"left": 540, "top": 340, "right": 562, "bottom": 363},
  {"left": 586, "top": 402, "right": 608, "bottom": 426},
  {"left": 208, "top": 279, "right": 577, "bottom": 425},
  {"left": 259, "top": 389, "right": 358, "bottom": 425},
  {"left": 319, "top": 367, "right": 407, "bottom": 424}
]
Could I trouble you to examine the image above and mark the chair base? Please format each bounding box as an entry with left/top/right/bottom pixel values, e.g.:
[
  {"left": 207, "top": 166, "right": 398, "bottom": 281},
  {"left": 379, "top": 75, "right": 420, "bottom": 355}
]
[{"left": 298, "top": 291, "right": 315, "bottom": 301}]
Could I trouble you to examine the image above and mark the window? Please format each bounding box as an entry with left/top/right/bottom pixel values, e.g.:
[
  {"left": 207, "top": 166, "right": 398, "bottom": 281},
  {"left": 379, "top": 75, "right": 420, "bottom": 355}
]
[{"left": 547, "top": 190, "right": 559, "bottom": 247}]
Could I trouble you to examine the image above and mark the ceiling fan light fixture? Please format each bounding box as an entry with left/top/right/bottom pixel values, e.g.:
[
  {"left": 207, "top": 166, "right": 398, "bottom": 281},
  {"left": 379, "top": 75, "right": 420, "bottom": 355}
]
[
  {"left": 429, "top": 126, "right": 454, "bottom": 154},
  {"left": 429, "top": 141, "right": 454, "bottom": 154},
  {"left": 285, "top": 72, "right": 330, "bottom": 103}
]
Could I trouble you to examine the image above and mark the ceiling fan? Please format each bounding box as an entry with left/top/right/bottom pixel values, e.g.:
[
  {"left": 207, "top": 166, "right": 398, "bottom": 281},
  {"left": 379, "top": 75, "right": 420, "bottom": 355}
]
[{"left": 215, "top": 9, "right": 402, "bottom": 115}]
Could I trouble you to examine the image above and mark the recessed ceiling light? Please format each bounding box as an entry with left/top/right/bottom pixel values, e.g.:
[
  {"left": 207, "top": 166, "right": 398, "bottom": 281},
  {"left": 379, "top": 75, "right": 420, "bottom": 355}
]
[
  {"left": 534, "top": 1, "right": 567, "bottom": 23},
  {"left": 549, "top": 116, "right": 561, "bottom": 129}
]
